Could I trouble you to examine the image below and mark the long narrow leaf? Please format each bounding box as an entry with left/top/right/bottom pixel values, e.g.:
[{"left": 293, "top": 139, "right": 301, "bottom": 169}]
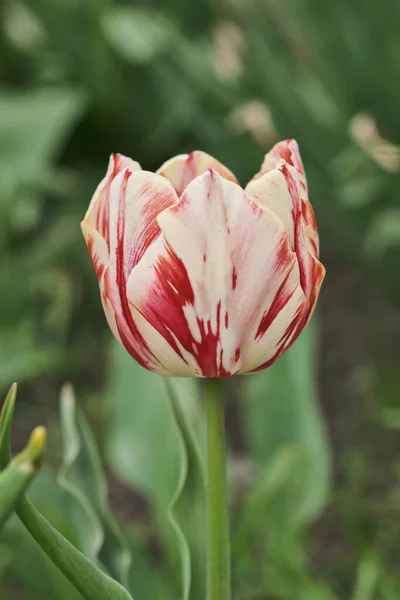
[
  {"left": 17, "top": 498, "right": 133, "bottom": 600},
  {"left": 163, "top": 378, "right": 206, "bottom": 600},
  {"left": 58, "top": 384, "right": 132, "bottom": 587},
  {"left": 0, "top": 383, "right": 17, "bottom": 470}
]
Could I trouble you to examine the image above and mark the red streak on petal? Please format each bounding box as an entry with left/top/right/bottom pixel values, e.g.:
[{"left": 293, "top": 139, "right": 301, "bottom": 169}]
[
  {"left": 96, "top": 195, "right": 110, "bottom": 247},
  {"left": 112, "top": 153, "right": 124, "bottom": 177},
  {"left": 155, "top": 245, "right": 195, "bottom": 306},
  {"left": 280, "top": 163, "right": 307, "bottom": 295},
  {"left": 274, "top": 234, "right": 293, "bottom": 271},
  {"left": 136, "top": 243, "right": 195, "bottom": 363},
  {"left": 278, "top": 304, "right": 304, "bottom": 348},
  {"left": 187, "top": 152, "right": 196, "bottom": 169},
  {"left": 175, "top": 153, "right": 197, "bottom": 196},
  {"left": 308, "top": 237, "right": 318, "bottom": 256},
  {"left": 253, "top": 260, "right": 323, "bottom": 375},
  {"left": 255, "top": 266, "right": 297, "bottom": 340},
  {"left": 302, "top": 198, "right": 317, "bottom": 230},
  {"left": 195, "top": 300, "right": 230, "bottom": 377},
  {"left": 287, "top": 140, "right": 307, "bottom": 191},
  {"left": 251, "top": 307, "right": 302, "bottom": 374},
  {"left": 289, "top": 259, "right": 325, "bottom": 340},
  {"left": 278, "top": 145, "right": 294, "bottom": 166},
  {"left": 225, "top": 311, "right": 229, "bottom": 329},
  {"left": 203, "top": 254, "right": 207, "bottom": 263},
  {"left": 96, "top": 155, "right": 124, "bottom": 246},
  {"left": 235, "top": 348, "right": 240, "bottom": 362},
  {"left": 140, "top": 259, "right": 231, "bottom": 375},
  {"left": 130, "top": 179, "right": 175, "bottom": 269},
  {"left": 87, "top": 234, "right": 106, "bottom": 280},
  {"left": 232, "top": 266, "right": 238, "bottom": 290},
  {"left": 113, "top": 170, "right": 157, "bottom": 370}
]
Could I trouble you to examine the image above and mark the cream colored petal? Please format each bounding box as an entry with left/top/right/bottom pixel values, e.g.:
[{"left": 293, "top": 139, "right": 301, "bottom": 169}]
[
  {"left": 246, "top": 168, "right": 297, "bottom": 250},
  {"left": 100, "top": 169, "right": 179, "bottom": 373},
  {"left": 108, "top": 169, "right": 178, "bottom": 276},
  {"left": 81, "top": 224, "right": 109, "bottom": 281},
  {"left": 157, "top": 150, "right": 238, "bottom": 196},
  {"left": 82, "top": 154, "right": 142, "bottom": 243},
  {"left": 251, "top": 138, "right": 307, "bottom": 193}
]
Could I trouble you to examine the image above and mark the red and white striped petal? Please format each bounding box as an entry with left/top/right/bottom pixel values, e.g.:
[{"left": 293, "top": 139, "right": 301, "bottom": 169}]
[
  {"left": 245, "top": 167, "right": 297, "bottom": 250},
  {"left": 83, "top": 154, "right": 142, "bottom": 245},
  {"left": 126, "top": 170, "right": 304, "bottom": 376},
  {"left": 99, "top": 269, "right": 122, "bottom": 346},
  {"left": 302, "top": 198, "right": 319, "bottom": 257},
  {"left": 81, "top": 224, "right": 109, "bottom": 282},
  {"left": 252, "top": 139, "right": 308, "bottom": 193},
  {"left": 250, "top": 139, "right": 321, "bottom": 260},
  {"left": 278, "top": 163, "right": 325, "bottom": 305},
  {"left": 239, "top": 262, "right": 306, "bottom": 373},
  {"left": 156, "top": 151, "right": 239, "bottom": 196},
  {"left": 127, "top": 242, "right": 203, "bottom": 377},
  {"left": 249, "top": 156, "right": 323, "bottom": 296},
  {"left": 102, "top": 266, "right": 169, "bottom": 374},
  {"left": 108, "top": 169, "right": 178, "bottom": 276},
  {"left": 103, "top": 169, "right": 179, "bottom": 373}
]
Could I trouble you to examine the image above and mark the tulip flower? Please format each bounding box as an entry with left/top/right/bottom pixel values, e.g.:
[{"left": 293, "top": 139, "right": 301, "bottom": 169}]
[{"left": 81, "top": 140, "right": 325, "bottom": 378}]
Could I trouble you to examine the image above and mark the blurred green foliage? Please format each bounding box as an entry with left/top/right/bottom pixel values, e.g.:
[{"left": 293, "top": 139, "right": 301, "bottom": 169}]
[{"left": 1, "top": 0, "right": 400, "bottom": 598}]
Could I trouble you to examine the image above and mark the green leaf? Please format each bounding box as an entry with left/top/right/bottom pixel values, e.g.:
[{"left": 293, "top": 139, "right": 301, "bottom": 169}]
[
  {"left": 240, "top": 323, "right": 330, "bottom": 540},
  {"left": 0, "top": 88, "right": 85, "bottom": 209},
  {"left": 0, "top": 519, "right": 82, "bottom": 600},
  {"left": 17, "top": 497, "right": 133, "bottom": 600},
  {"left": 1, "top": 473, "right": 90, "bottom": 600},
  {"left": 233, "top": 444, "right": 306, "bottom": 558},
  {"left": 0, "top": 339, "right": 61, "bottom": 391},
  {"left": 0, "top": 383, "right": 17, "bottom": 470},
  {"left": 352, "top": 554, "right": 380, "bottom": 600},
  {"left": 0, "top": 427, "right": 46, "bottom": 531},
  {"left": 101, "top": 8, "right": 176, "bottom": 64},
  {"left": 58, "top": 384, "right": 132, "bottom": 587},
  {"left": 163, "top": 378, "right": 206, "bottom": 600}
]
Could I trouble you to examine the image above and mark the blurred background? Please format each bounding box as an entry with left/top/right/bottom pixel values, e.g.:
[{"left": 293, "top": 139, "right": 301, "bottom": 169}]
[{"left": 1, "top": 0, "right": 400, "bottom": 598}]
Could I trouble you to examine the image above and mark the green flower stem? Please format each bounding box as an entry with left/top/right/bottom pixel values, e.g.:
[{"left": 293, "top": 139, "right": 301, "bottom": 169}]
[{"left": 205, "top": 378, "right": 231, "bottom": 600}]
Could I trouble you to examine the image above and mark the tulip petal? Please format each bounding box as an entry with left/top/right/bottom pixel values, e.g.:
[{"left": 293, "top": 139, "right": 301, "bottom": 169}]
[
  {"left": 81, "top": 224, "right": 109, "bottom": 281},
  {"left": 157, "top": 151, "right": 239, "bottom": 196},
  {"left": 108, "top": 169, "right": 179, "bottom": 275},
  {"left": 278, "top": 162, "right": 324, "bottom": 303},
  {"left": 127, "top": 170, "right": 305, "bottom": 376},
  {"left": 302, "top": 198, "right": 319, "bottom": 257},
  {"left": 104, "top": 169, "right": 179, "bottom": 373},
  {"left": 241, "top": 266, "right": 306, "bottom": 373},
  {"left": 79, "top": 225, "right": 142, "bottom": 365},
  {"left": 82, "top": 154, "right": 142, "bottom": 245},
  {"left": 248, "top": 153, "right": 324, "bottom": 300},
  {"left": 100, "top": 275, "right": 123, "bottom": 345},
  {"left": 253, "top": 139, "right": 307, "bottom": 193},
  {"left": 246, "top": 168, "right": 297, "bottom": 250},
  {"left": 250, "top": 139, "right": 320, "bottom": 259}
]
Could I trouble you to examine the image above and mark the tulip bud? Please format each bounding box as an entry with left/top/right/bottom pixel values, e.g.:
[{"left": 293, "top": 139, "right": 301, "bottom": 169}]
[{"left": 81, "top": 141, "right": 325, "bottom": 377}]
